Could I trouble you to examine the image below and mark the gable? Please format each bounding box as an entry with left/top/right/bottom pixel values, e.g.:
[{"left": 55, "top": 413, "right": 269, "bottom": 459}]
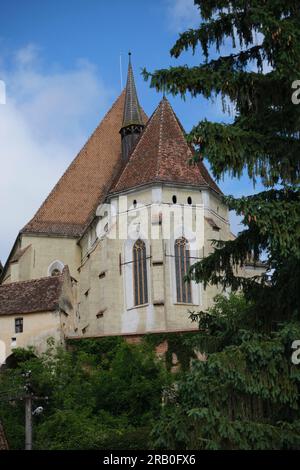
[
  {"left": 110, "top": 97, "right": 222, "bottom": 195},
  {"left": 22, "top": 91, "right": 147, "bottom": 238}
]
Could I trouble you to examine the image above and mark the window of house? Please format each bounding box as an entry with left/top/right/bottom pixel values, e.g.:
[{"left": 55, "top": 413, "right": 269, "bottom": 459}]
[
  {"left": 187, "top": 196, "right": 192, "bottom": 205},
  {"left": 175, "top": 237, "right": 192, "bottom": 303},
  {"left": 172, "top": 195, "right": 177, "bottom": 204},
  {"left": 15, "top": 317, "right": 23, "bottom": 334},
  {"left": 133, "top": 199, "right": 137, "bottom": 208},
  {"left": 133, "top": 239, "right": 148, "bottom": 306}
]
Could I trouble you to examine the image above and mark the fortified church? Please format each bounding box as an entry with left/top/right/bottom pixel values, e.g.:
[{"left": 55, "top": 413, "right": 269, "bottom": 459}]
[{"left": 0, "top": 56, "right": 261, "bottom": 363}]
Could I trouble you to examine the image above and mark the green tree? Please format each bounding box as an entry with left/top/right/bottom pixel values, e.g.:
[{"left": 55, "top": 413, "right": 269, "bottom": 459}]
[
  {"left": 95, "top": 341, "right": 167, "bottom": 426},
  {"left": 152, "top": 295, "right": 300, "bottom": 449},
  {"left": 0, "top": 338, "right": 169, "bottom": 450},
  {"left": 143, "top": 1, "right": 300, "bottom": 449}
]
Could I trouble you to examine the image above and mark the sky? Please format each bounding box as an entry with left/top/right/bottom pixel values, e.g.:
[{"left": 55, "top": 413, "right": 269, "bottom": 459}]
[{"left": 0, "top": 0, "right": 264, "bottom": 264}]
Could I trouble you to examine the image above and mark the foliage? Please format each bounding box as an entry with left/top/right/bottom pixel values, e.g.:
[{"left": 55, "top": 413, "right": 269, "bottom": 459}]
[
  {"left": 142, "top": 1, "right": 300, "bottom": 323},
  {"left": 94, "top": 340, "right": 169, "bottom": 426},
  {"left": 143, "top": 0, "right": 300, "bottom": 449},
  {"left": 144, "top": 332, "right": 199, "bottom": 371},
  {"left": 0, "top": 338, "right": 169, "bottom": 450},
  {"left": 152, "top": 294, "right": 300, "bottom": 449},
  {"left": 143, "top": 1, "right": 300, "bottom": 183}
]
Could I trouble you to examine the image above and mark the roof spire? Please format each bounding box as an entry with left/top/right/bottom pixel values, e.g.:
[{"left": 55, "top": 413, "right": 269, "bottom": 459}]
[
  {"left": 120, "top": 52, "right": 144, "bottom": 161},
  {"left": 112, "top": 97, "right": 222, "bottom": 195},
  {"left": 121, "top": 52, "right": 143, "bottom": 128}
]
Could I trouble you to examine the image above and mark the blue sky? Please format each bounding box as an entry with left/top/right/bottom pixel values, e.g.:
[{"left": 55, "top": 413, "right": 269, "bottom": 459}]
[{"left": 0, "top": 0, "right": 263, "bottom": 263}]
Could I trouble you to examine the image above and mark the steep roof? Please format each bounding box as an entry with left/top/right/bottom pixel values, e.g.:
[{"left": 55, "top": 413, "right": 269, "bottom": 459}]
[
  {"left": 21, "top": 84, "right": 220, "bottom": 239},
  {"left": 0, "top": 274, "right": 64, "bottom": 315},
  {"left": 121, "top": 54, "right": 144, "bottom": 129},
  {"left": 110, "top": 97, "right": 222, "bottom": 194},
  {"left": 22, "top": 91, "right": 147, "bottom": 237}
]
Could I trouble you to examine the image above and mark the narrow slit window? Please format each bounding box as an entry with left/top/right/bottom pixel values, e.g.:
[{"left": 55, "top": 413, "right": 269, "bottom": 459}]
[
  {"left": 175, "top": 237, "right": 192, "bottom": 303},
  {"left": 133, "top": 239, "right": 148, "bottom": 306}
]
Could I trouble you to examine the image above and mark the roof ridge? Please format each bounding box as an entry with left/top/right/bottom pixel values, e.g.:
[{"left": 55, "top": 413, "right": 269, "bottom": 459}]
[
  {"left": 112, "top": 100, "right": 161, "bottom": 184},
  {"left": 110, "top": 96, "right": 223, "bottom": 194},
  {"left": 83, "top": 89, "right": 126, "bottom": 149},
  {"left": 107, "top": 103, "right": 164, "bottom": 195},
  {"left": 0, "top": 274, "right": 65, "bottom": 316},
  {"left": 131, "top": 101, "right": 161, "bottom": 160},
  {"left": 161, "top": 97, "right": 223, "bottom": 194},
  {"left": 155, "top": 98, "right": 165, "bottom": 179},
  {"left": 22, "top": 90, "right": 126, "bottom": 231},
  {"left": 163, "top": 96, "right": 194, "bottom": 158}
]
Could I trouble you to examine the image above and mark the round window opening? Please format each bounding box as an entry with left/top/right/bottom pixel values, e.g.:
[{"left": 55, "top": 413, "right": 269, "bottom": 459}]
[
  {"left": 187, "top": 196, "right": 192, "bottom": 205},
  {"left": 172, "top": 195, "right": 177, "bottom": 204}
]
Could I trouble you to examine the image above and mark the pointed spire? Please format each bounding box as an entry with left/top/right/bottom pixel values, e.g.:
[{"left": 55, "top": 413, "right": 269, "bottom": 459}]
[
  {"left": 112, "top": 97, "right": 222, "bottom": 195},
  {"left": 122, "top": 52, "right": 143, "bottom": 128},
  {"left": 120, "top": 53, "right": 144, "bottom": 161}
]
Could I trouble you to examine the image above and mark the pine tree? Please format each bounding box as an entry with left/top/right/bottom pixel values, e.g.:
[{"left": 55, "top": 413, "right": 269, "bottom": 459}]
[{"left": 143, "top": 1, "right": 300, "bottom": 449}]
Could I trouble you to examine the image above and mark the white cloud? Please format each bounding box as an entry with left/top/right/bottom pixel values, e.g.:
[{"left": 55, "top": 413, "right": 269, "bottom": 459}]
[
  {"left": 0, "top": 45, "right": 113, "bottom": 264},
  {"left": 14, "top": 43, "right": 40, "bottom": 67},
  {"left": 167, "top": 0, "right": 200, "bottom": 32}
]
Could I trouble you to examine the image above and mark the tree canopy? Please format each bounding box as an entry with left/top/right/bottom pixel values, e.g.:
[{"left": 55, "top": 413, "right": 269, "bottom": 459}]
[
  {"left": 143, "top": 0, "right": 300, "bottom": 323},
  {"left": 143, "top": 0, "right": 300, "bottom": 449},
  {"left": 0, "top": 338, "right": 170, "bottom": 450},
  {"left": 152, "top": 294, "right": 300, "bottom": 449}
]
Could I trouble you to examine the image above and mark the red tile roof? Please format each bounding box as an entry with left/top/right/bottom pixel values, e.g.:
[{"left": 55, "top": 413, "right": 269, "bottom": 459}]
[
  {"left": 22, "top": 92, "right": 147, "bottom": 237},
  {"left": 0, "top": 275, "right": 64, "bottom": 315},
  {"left": 21, "top": 92, "right": 220, "bottom": 240},
  {"left": 110, "top": 97, "right": 222, "bottom": 194}
]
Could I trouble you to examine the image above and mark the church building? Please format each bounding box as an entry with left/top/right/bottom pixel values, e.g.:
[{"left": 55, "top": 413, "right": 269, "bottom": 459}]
[{"left": 0, "top": 56, "right": 261, "bottom": 364}]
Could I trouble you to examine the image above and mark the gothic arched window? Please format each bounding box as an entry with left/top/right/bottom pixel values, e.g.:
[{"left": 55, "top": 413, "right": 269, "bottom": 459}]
[
  {"left": 133, "top": 239, "right": 148, "bottom": 306},
  {"left": 175, "top": 237, "right": 192, "bottom": 303},
  {"left": 48, "top": 260, "right": 64, "bottom": 277}
]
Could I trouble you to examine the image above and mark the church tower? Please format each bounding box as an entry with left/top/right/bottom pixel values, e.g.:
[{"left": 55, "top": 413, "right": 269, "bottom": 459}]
[
  {"left": 120, "top": 53, "right": 144, "bottom": 161},
  {"left": 0, "top": 53, "right": 263, "bottom": 364}
]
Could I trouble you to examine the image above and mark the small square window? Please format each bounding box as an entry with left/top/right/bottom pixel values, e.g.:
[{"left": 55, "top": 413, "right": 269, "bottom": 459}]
[{"left": 15, "top": 317, "right": 23, "bottom": 334}]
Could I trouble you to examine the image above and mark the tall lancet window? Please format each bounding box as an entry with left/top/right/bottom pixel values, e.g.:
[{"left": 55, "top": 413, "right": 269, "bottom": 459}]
[
  {"left": 133, "top": 239, "right": 148, "bottom": 306},
  {"left": 175, "top": 237, "right": 192, "bottom": 303}
]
